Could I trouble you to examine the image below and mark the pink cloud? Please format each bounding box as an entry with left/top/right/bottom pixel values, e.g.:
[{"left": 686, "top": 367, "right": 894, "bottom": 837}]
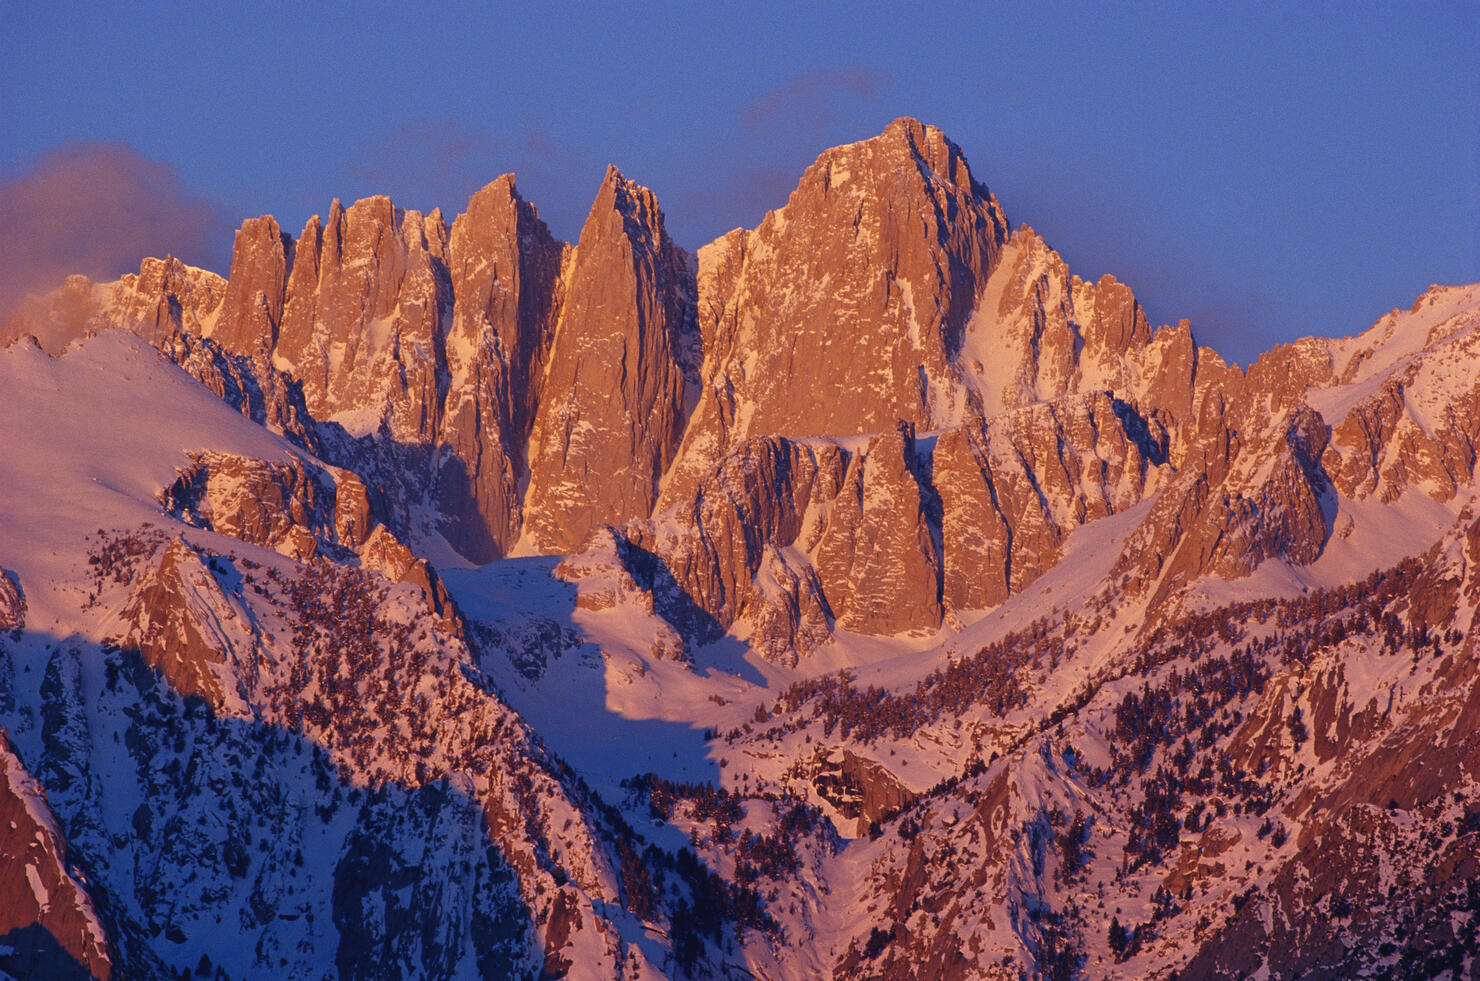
[
  {"left": 646, "top": 64, "right": 899, "bottom": 245},
  {"left": 346, "top": 117, "right": 509, "bottom": 205},
  {"left": 345, "top": 117, "right": 601, "bottom": 242},
  {"left": 741, "top": 66, "right": 893, "bottom": 129},
  {"left": 0, "top": 142, "right": 232, "bottom": 319},
  {"left": 678, "top": 166, "right": 799, "bottom": 239}
]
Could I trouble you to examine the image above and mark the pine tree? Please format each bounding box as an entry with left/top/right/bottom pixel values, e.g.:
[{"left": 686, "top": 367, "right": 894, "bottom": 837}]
[{"left": 1108, "top": 916, "right": 1128, "bottom": 959}]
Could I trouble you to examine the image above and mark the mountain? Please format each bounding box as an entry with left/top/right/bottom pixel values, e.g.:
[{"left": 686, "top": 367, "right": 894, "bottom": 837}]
[{"left": 2, "top": 118, "right": 1478, "bottom": 979}]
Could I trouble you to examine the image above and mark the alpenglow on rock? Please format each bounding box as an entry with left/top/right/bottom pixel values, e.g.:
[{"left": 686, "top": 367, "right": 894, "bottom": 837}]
[
  {"left": 521, "top": 166, "right": 697, "bottom": 553},
  {"left": 4, "top": 116, "right": 1433, "bottom": 659}
]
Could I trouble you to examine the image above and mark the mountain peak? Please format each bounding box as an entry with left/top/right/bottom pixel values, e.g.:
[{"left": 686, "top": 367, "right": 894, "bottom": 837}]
[
  {"left": 464, "top": 172, "right": 521, "bottom": 212},
  {"left": 585, "top": 164, "right": 667, "bottom": 252},
  {"left": 521, "top": 158, "right": 694, "bottom": 553},
  {"left": 807, "top": 116, "right": 983, "bottom": 198}
]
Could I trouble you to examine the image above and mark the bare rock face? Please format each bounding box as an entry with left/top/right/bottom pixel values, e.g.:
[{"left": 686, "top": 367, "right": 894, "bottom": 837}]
[
  {"left": 815, "top": 422, "right": 942, "bottom": 635},
  {"left": 931, "top": 426, "right": 1013, "bottom": 612},
  {"left": 0, "top": 257, "right": 226, "bottom": 355},
  {"left": 637, "top": 421, "right": 951, "bottom": 649},
  {"left": 256, "top": 181, "right": 569, "bottom": 562},
  {"left": 1198, "top": 406, "right": 1332, "bottom": 579},
  {"left": 1109, "top": 285, "right": 1480, "bottom": 611},
  {"left": 333, "top": 469, "right": 374, "bottom": 548},
  {"left": 637, "top": 436, "right": 844, "bottom": 631},
  {"left": 211, "top": 216, "right": 292, "bottom": 358},
  {"left": 561, "top": 389, "right": 1171, "bottom": 659},
  {"left": 0, "top": 731, "right": 112, "bottom": 980},
  {"left": 523, "top": 166, "right": 696, "bottom": 552},
  {"left": 553, "top": 526, "right": 658, "bottom": 615},
  {"left": 0, "top": 569, "right": 23, "bottom": 631},
  {"left": 947, "top": 392, "right": 1167, "bottom": 604},
  {"left": 1305, "top": 284, "right": 1480, "bottom": 504},
  {"left": 618, "top": 434, "right": 846, "bottom": 659},
  {"left": 114, "top": 256, "right": 229, "bottom": 351},
  {"left": 161, "top": 451, "right": 459, "bottom": 628},
  {"left": 19, "top": 117, "right": 1444, "bottom": 670},
  {"left": 275, "top": 197, "right": 452, "bottom": 443},
  {"left": 746, "top": 547, "right": 833, "bottom": 666},
  {"left": 973, "top": 228, "right": 1152, "bottom": 413},
  {"left": 802, "top": 748, "right": 915, "bottom": 837},
  {"left": 121, "top": 538, "right": 254, "bottom": 705},
  {"left": 162, "top": 451, "right": 340, "bottom": 561},
  {"left": 1322, "top": 371, "right": 1480, "bottom": 506},
  {"left": 663, "top": 118, "right": 1009, "bottom": 504},
  {"left": 1118, "top": 407, "right": 1332, "bottom": 605},
  {"left": 977, "top": 230, "right": 1248, "bottom": 476},
  {"left": 438, "top": 176, "right": 564, "bottom": 561}
]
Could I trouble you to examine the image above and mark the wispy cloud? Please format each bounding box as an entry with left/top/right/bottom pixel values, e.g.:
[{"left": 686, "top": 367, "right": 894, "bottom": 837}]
[
  {"left": 344, "top": 116, "right": 599, "bottom": 241},
  {"left": 741, "top": 66, "right": 893, "bottom": 130},
  {"left": 0, "top": 142, "right": 232, "bottom": 319},
  {"left": 662, "top": 65, "right": 896, "bottom": 245},
  {"left": 677, "top": 167, "right": 799, "bottom": 241},
  {"left": 345, "top": 117, "right": 506, "bottom": 206}
]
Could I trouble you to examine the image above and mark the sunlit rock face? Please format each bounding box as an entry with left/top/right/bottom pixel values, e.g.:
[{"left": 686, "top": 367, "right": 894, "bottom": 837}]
[
  {"left": 438, "top": 176, "right": 565, "bottom": 560},
  {"left": 522, "top": 166, "right": 696, "bottom": 554},
  {"left": 0, "top": 732, "right": 112, "bottom": 981},
  {"left": 659, "top": 117, "right": 1011, "bottom": 507}
]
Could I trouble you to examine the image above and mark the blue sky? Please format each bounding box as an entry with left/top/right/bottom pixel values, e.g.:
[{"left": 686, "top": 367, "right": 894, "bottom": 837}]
[{"left": 2, "top": 1, "right": 1476, "bottom": 364}]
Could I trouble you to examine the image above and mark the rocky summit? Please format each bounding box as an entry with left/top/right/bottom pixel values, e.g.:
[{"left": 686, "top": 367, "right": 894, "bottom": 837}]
[{"left": 2, "top": 119, "right": 1479, "bottom": 979}]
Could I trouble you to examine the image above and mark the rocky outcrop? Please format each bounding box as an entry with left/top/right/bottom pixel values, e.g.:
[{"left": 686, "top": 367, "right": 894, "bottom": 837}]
[
  {"left": 562, "top": 390, "right": 1171, "bottom": 658},
  {"left": 0, "top": 731, "right": 112, "bottom": 981},
  {"left": 522, "top": 166, "right": 696, "bottom": 553},
  {"left": 1322, "top": 371, "right": 1480, "bottom": 505},
  {"left": 555, "top": 389, "right": 1173, "bottom": 659},
  {"left": 0, "top": 257, "right": 226, "bottom": 355},
  {"left": 267, "top": 184, "right": 570, "bottom": 561},
  {"left": 746, "top": 547, "right": 834, "bottom": 666},
  {"left": 212, "top": 216, "right": 292, "bottom": 358},
  {"left": 943, "top": 392, "right": 1167, "bottom": 604},
  {"left": 1116, "top": 406, "right": 1332, "bottom": 605},
  {"left": 1200, "top": 406, "right": 1332, "bottom": 578},
  {"left": 1305, "top": 283, "right": 1480, "bottom": 505},
  {"left": 815, "top": 423, "right": 942, "bottom": 635},
  {"left": 171, "top": 333, "right": 323, "bottom": 450},
  {"left": 274, "top": 197, "right": 451, "bottom": 443},
  {"left": 161, "top": 452, "right": 459, "bottom": 627},
  {"left": 121, "top": 538, "right": 254, "bottom": 705},
  {"left": 801, "top": 748, "right": 915, "bottom": 837},
  {"left": 976, "top": 228, "right": 1152, "bottom": 411},
  {"left": 632, "top": 436, "right": 844, "bottom": 634},
  {"left": 0, "top": 570, "right": 23, "bottom": 632},
  {"left": 162, "top": 452, "right": 347, "bottom": 561},
  {"left": 932, "top": 426, "right": 1014, "bottom": 612}
]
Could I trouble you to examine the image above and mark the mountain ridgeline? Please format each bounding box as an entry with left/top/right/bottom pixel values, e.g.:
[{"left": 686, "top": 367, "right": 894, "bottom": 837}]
[
  {"left": 4, "top": 118, "right": 1480, "bottom": 980},
  {"left": 6, "top": 117, "right": 1366, "bottom": 655}
]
